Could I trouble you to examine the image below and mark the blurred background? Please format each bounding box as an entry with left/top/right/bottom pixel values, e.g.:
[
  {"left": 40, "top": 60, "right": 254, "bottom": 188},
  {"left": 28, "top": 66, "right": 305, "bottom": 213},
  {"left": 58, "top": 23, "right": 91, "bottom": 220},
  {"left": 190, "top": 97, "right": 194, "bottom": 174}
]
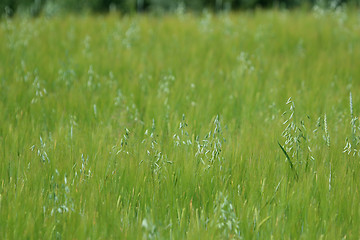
[{"left": 1, "top": 0, "right": 358, "bottom": 17}]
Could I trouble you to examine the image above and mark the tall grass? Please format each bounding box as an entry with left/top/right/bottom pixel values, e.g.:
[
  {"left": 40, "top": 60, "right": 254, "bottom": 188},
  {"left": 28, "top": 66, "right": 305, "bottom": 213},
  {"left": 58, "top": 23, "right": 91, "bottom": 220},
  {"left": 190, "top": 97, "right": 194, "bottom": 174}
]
[{"left": 1, "top": 7, "right": 360, "bottom": 239}]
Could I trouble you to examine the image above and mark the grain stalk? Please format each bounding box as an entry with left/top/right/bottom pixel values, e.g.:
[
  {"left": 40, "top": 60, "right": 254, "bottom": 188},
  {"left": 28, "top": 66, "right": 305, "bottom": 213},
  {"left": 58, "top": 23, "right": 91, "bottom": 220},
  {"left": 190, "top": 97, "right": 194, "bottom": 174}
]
[
  {"left": 211, "top": 192, "right": 241, "bottom": 239},
  {"left": 280, "top": 98, "right": 313, "bottom": 170},
  {"left": 195, "top": 115, "right": 225, "bottom": 170},
  {"left": 343, "top": 92, "right": 360, "bottom": 156}
]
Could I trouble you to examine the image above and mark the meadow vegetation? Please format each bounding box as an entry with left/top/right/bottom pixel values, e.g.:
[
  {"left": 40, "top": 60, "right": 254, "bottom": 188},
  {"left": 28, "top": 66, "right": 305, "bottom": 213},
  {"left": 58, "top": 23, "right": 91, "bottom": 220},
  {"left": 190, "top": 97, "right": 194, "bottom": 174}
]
[{"left": 1, "top": 6, "right": 360, "bottom": 239}]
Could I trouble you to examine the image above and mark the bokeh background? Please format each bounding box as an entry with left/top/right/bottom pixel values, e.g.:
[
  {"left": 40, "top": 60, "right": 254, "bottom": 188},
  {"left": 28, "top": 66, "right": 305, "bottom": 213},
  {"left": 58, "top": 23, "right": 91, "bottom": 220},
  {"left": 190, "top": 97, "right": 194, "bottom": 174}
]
[{"left": 1, "top": 0, "right": 359, "bottom": 17}]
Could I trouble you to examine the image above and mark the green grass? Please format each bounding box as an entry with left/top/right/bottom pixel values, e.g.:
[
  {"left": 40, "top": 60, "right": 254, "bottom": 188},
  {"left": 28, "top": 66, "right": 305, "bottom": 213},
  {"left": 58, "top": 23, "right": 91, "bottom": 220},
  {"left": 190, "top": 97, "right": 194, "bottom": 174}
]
[{"left": 1, "top": 8, "right": 360, "bottom": 239}]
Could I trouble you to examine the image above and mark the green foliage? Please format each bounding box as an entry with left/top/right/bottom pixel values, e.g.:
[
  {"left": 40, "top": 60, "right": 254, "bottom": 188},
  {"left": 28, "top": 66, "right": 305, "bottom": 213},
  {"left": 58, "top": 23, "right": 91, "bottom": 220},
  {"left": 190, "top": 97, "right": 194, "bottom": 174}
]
[{"left": 1, "top": 9, "right": 360, "bottom": 239}]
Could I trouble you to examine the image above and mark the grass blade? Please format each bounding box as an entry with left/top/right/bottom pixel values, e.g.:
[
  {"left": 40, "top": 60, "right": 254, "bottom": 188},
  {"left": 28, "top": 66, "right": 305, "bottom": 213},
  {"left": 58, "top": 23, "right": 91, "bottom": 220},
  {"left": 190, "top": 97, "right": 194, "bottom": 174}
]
[{"left": 277, "top": 141, "right": 299, "bottom": 181}]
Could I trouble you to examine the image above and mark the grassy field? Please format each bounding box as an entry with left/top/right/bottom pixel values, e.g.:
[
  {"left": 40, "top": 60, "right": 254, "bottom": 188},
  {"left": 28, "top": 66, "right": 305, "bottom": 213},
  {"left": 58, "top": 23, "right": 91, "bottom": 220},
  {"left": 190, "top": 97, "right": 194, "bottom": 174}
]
[{"left": 1, "top": 8, "right": 360, "bottom": 239}]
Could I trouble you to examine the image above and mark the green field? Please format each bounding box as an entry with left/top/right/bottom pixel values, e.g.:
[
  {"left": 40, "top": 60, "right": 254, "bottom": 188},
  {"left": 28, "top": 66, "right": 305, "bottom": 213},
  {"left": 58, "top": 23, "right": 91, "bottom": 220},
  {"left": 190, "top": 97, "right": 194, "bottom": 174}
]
[{"left": 1, "top": 8, "right": 360, "bottom": 239}]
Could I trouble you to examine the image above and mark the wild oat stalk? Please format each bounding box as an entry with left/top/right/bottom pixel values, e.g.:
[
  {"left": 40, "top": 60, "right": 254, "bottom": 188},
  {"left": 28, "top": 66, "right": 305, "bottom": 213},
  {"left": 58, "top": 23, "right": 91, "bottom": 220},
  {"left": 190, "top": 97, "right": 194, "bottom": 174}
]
[
  {"left": 195, "top": 115, "right": 225, "bottom": 169},
  {"left": 324, "top": 114, "right": 330, "bottom": 147},
  {"left": 212, "top": 192, "right": 241, "bottom": 239},
  {"left": 344, "top": 92, "right": 360, "bottom": 156},
  {"left": 173, "top": 114, "right": 192, "bottom": 146},
  {"left": 281, "top": 97, "right": 313, "bottom": 167}
]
